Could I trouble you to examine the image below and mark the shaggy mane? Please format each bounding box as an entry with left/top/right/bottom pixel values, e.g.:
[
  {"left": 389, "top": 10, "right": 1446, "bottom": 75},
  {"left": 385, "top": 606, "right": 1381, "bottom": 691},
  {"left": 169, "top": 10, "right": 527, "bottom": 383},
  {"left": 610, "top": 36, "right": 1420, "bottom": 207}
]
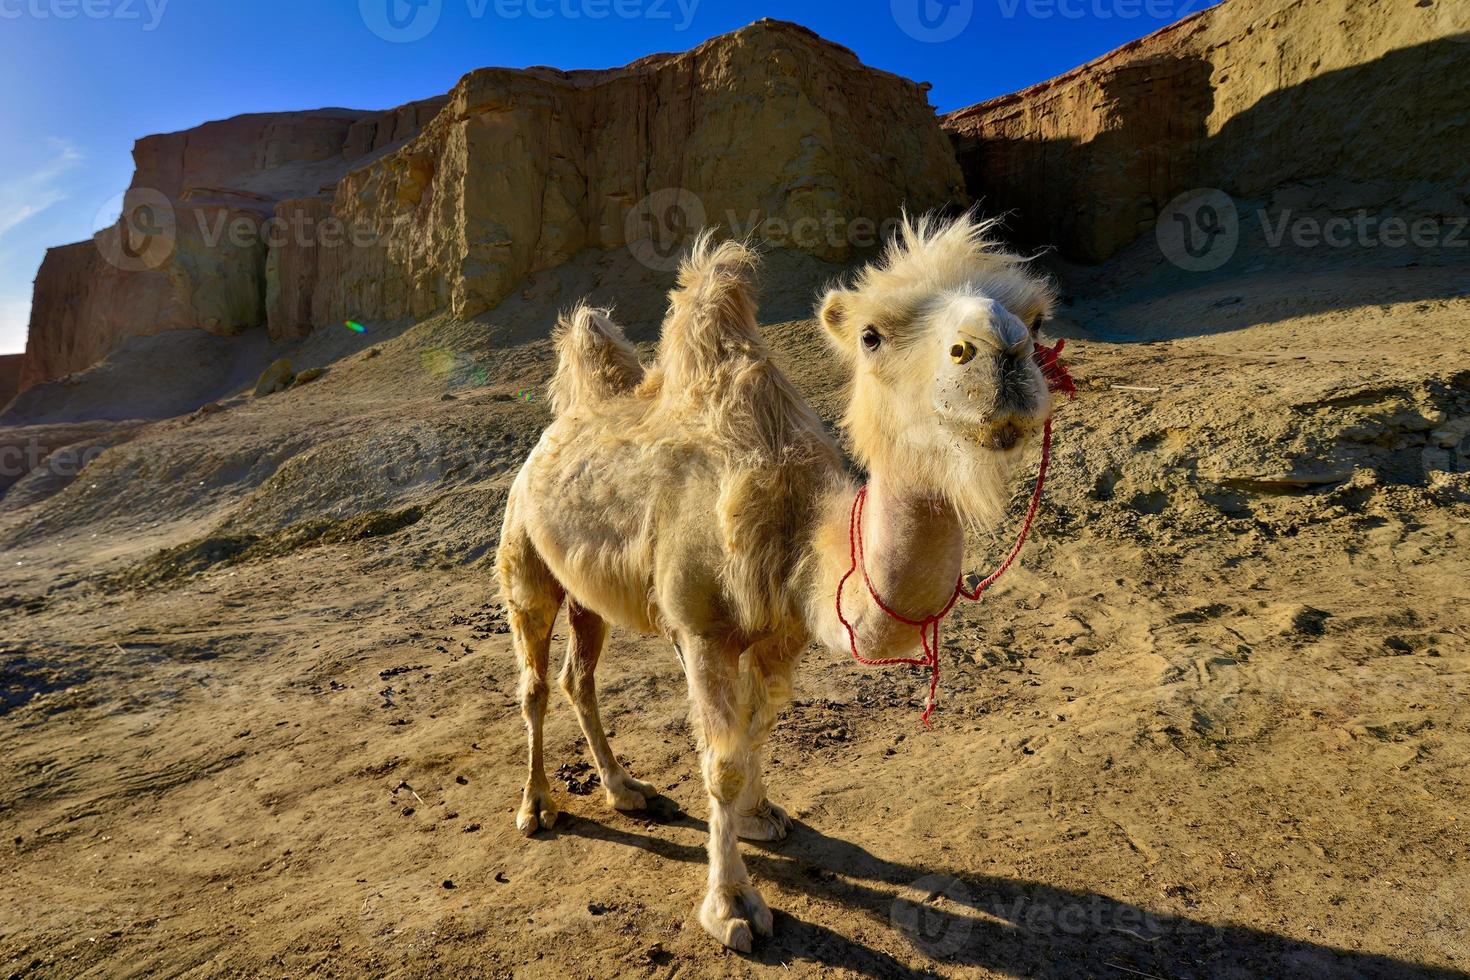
[{"left": 853, "top": 211, "right": 1057, "bottom": 328}]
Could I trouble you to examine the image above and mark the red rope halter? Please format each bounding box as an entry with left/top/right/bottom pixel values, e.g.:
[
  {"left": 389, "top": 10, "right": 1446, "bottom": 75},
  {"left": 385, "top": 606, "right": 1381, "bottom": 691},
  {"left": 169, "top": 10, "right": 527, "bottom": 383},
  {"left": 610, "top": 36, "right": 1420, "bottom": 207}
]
[{"left": 834, "top": 339, "right": 1076, "bottom": 727}]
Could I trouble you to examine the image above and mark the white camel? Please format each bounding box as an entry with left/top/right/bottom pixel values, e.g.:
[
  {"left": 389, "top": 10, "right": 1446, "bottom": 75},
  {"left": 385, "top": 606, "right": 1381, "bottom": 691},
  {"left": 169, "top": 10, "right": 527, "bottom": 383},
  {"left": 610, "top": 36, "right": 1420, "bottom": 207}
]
[{"left": 497, "top": 212, "right": 1058, "bottom": 950}]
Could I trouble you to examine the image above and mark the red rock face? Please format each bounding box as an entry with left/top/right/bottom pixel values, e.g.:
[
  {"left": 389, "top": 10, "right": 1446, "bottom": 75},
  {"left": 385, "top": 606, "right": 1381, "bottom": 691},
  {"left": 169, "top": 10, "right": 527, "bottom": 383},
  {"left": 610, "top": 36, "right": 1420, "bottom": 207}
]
[{"left": 942, "top": 0, "right": 1470, "bottom": 262}]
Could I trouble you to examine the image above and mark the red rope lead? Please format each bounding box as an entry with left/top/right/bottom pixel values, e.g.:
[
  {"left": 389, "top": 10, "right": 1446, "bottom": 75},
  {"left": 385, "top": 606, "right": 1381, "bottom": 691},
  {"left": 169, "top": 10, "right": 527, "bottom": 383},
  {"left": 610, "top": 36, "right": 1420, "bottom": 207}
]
[{"left": 834, "top": 340, "right": 1075, "bottom": 727}]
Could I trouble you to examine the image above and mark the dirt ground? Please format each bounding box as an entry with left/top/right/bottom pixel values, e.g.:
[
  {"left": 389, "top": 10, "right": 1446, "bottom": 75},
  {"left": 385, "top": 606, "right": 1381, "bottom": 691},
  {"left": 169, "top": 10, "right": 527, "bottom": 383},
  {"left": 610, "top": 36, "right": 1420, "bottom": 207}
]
[{"left": 1, "top": 231, "right": 1467, "bottom": 978}]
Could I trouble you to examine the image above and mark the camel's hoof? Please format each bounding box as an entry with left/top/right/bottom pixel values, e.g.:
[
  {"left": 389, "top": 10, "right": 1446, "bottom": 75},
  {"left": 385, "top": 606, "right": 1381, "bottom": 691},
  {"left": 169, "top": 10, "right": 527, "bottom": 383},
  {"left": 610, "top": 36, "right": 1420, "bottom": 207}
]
[
  {"left": 516, "top": 785, "right": 559, "bottom": 836},
  {"left": 700, "top": 883, "right": 772, "bottom": 951},
  {"left": 604, "top": 774, "right": 658, "bottom": 812},
  {"left": 737, "top": 800, "right": 792, "bottom": 842}
]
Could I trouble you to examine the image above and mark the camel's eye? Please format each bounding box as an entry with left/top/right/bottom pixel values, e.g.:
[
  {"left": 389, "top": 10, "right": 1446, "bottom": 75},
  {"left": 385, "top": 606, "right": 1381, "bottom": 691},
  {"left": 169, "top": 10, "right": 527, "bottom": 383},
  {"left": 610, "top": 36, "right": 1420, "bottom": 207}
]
[{"left": 860, "top": 327, "right": 882, "bottom": 351}]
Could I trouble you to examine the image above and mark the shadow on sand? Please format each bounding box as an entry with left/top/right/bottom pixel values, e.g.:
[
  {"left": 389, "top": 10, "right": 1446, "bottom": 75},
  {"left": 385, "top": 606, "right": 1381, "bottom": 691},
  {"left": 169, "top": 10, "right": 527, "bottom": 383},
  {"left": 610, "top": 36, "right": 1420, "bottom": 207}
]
[{"left": 549, "top": 806, "right": 1465, "bottom": 979}]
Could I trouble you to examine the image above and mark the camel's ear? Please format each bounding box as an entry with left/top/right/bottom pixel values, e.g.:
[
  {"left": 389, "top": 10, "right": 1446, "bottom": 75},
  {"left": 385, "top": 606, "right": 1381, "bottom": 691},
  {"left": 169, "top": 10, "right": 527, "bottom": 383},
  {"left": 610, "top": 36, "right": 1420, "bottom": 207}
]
[{"left": 819, "top": 289, "right": 854, "bottom": 345}]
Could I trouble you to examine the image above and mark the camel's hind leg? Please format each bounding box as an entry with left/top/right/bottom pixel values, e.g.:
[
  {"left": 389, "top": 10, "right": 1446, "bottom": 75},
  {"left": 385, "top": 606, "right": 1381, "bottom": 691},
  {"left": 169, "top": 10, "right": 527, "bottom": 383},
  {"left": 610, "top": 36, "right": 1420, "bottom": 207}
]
[
  {"left": 734, "top": 639, "right": 800, "bottom": 843},
  {"left": 497, "top": 520, "right": 565, "bottom": 837},
  {"left": 560, "top": 602, "right": 658, "bottom": 811}
]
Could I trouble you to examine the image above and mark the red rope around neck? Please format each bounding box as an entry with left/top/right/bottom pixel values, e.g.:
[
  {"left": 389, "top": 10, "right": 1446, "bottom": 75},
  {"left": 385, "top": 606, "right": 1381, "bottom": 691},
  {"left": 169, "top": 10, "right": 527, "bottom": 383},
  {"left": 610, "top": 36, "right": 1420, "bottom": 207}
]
[{"left": 834, "top": 339, "right": 1075, "bottom": 727}]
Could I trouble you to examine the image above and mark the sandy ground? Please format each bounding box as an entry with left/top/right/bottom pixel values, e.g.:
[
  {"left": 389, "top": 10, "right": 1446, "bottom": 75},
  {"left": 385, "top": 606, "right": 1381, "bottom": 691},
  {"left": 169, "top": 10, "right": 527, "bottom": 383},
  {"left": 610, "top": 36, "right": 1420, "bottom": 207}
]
[{"left": 1, "top": 232, "right": 1468, "bottom": 978}]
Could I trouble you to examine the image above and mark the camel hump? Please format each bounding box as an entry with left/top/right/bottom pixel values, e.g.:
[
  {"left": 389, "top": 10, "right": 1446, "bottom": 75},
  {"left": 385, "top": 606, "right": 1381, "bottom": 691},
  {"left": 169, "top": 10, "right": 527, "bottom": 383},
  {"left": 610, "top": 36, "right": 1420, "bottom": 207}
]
[
  {"left": 653, "top": 230, "right": 764, "bottom": 393},
  {"left": 547, "top": 303, "right": 644, "bottom": 415}
]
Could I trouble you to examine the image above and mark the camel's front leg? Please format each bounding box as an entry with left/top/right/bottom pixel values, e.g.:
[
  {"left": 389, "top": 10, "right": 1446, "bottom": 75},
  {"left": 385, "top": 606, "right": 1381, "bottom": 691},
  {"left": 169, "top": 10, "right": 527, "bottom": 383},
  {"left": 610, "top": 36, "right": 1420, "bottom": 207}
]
[
  {"left": 734, "top": 639, "right": 798, "bottom": 843},
  {"left": 685, "top": 635, "right": 773, "bottom": 952}
]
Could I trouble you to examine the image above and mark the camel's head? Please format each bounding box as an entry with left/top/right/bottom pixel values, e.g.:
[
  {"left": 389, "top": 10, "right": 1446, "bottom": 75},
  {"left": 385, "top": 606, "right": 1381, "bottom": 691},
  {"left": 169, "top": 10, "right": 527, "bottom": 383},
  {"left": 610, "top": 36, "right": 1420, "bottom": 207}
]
[{"left": 820, "top": 213, "right": 1059, "bottom": 525}]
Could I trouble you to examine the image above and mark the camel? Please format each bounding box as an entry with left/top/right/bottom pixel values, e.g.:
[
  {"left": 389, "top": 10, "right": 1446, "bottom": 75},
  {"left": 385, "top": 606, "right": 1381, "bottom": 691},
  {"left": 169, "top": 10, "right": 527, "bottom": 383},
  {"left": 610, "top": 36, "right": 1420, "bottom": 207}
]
[{"left": 496, "top": 212, "right": 1058, "bottom": 951}]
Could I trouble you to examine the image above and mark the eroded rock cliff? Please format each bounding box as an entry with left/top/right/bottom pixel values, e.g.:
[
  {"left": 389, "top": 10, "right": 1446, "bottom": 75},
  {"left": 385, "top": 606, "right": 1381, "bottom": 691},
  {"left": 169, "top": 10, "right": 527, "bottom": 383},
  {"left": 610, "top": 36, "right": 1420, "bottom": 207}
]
[
  {"left": 279, "top": 19, "right": 964, "bottom": 330},
  {"left": 20, "top": 19, "right": 962, "bottom": 395},
  {"left": 19, "top": 102, "right": 448, "bottom": 392},
  {"left": 943, "top": 0, "right": 1470, "bottom": 261}
]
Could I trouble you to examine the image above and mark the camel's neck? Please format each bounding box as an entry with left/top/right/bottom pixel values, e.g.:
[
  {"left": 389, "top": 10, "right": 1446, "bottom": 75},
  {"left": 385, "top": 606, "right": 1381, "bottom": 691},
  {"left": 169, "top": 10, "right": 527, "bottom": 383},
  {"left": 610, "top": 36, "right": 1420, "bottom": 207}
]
[{"left": 801, "top": 470, "right": 965, "bottom": 659}]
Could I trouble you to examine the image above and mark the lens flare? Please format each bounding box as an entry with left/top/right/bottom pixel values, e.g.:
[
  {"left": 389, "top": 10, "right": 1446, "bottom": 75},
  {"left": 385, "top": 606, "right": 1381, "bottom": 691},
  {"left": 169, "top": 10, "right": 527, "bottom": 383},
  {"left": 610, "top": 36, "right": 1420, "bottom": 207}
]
[{"left": 344, "top": 320, "right": 367, "bottom": 334}]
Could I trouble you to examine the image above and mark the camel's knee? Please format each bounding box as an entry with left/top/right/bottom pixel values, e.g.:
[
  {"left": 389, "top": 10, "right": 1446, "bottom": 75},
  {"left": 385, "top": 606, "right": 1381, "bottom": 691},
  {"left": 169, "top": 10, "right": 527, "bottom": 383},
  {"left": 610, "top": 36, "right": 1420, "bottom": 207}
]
[{"left": 703, "top": 747, "right": 749, "bottom": 805}]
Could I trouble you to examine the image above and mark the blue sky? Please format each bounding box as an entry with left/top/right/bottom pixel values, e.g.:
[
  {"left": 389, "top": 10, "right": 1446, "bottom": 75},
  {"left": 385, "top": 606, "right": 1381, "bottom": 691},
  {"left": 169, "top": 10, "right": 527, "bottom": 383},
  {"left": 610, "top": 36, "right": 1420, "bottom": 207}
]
[{"left": 0, "top": 0, "right": 1217, "bottom": 354}]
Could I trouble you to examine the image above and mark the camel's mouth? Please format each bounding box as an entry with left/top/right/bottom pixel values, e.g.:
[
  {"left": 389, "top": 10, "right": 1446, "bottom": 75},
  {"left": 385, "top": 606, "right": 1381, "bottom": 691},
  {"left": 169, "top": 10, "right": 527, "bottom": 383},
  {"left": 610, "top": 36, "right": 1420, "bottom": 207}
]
[
  {"left": 988, "top": 420, "right": 1024, "bottom": 451},
  {"left": 948, "top": 415, "right": 1037, "bottom": 452}
]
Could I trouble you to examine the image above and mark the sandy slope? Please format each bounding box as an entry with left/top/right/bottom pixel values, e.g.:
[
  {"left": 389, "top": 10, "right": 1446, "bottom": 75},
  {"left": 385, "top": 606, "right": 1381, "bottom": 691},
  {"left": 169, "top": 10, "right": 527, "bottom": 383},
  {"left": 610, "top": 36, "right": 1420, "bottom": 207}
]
[{"left": 0, "top": 234, "right": 1467, "bottom": 978}]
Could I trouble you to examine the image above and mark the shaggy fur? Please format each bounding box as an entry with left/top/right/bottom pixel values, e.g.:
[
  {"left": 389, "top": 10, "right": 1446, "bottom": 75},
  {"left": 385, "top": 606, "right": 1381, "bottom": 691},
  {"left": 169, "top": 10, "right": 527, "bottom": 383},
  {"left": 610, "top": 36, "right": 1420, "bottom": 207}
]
[{"left": 497, "top": 211, "right": 1058, "bottom": 951}]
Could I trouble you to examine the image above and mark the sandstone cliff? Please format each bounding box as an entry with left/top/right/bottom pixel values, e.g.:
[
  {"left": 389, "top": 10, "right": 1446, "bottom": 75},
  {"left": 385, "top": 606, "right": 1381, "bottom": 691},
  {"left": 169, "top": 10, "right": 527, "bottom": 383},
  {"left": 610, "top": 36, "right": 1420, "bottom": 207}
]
[
  {"left": 20, "top": 19, "right": 962, "bottom": 394},
  {"left": 0, "top": 354, "right": 20, "bottom": 410},
  {"left": 19, "top": 102, "right": 448, "bottom": 392},
  {"left": 943, "top": 0, "right": 1470, "bottom": 261},
  {"left": 278, "top": 19, "right": 963, "bottom": 332}
]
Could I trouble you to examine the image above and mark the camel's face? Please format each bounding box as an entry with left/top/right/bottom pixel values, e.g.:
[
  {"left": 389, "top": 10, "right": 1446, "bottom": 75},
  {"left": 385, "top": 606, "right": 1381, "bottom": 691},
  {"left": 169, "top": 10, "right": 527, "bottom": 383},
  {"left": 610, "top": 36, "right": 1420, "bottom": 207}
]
[
  {"left": 820, "top": 283, "right": 1051, "bottom": 523},
  {"left": 927, "top": 293, "right": 1050, "bottom": 451}
]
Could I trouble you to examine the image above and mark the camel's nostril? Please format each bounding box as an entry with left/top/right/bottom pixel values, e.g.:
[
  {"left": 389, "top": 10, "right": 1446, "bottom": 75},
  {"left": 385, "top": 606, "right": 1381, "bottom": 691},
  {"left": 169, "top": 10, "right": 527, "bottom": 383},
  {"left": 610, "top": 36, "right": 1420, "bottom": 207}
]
[{"left": 951, "top": 341, "right": 976, "bottom": 365}]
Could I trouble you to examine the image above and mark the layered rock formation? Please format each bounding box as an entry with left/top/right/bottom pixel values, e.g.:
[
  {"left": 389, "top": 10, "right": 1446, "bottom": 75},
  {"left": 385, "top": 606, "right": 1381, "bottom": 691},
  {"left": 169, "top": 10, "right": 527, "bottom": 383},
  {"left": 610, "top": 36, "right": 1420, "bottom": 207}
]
[
  {"left": 277, "top": 19, "right": 964, "bottom": 330},
  {"left": 20, "top": 19, "right": 963, "bottom": 394},
  {"left": 943, "top": 0, "right": 1470, "bottom": 261},
  {"left": 19, "top": 102, "right": 447, "bottom": 392}
]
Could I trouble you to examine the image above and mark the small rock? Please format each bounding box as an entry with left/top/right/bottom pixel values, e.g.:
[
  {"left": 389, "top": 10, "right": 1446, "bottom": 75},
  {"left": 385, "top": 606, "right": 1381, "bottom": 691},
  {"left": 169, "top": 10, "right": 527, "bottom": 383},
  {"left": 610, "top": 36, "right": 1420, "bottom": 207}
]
[
  {"left": 442, "top": 879, "right": 456, "bottom": 889},
  {"left": 292, "top": 367, "right": 325, "bottom": 387},
  {"left": 588, "top": 902, "right": 608, "bottom": 916},
  {"left": 441, "top": 393, "right": 457, "bottom": 401},
  {"left": 253, "top": 358, "right": 295, "bottom": 397},
  {"left": 462, "top": 822, "right": 482, "bottom": 833},
  {"left": 456, "top": 775, "right": 469, "bottom": 785}
]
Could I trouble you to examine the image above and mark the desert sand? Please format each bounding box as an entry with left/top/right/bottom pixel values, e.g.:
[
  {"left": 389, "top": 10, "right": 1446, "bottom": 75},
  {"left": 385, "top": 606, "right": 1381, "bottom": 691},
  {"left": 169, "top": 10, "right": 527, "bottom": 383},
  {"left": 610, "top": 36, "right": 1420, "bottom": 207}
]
[{"left": 1, "top": 216, "right": 1467, "bottom": 977}]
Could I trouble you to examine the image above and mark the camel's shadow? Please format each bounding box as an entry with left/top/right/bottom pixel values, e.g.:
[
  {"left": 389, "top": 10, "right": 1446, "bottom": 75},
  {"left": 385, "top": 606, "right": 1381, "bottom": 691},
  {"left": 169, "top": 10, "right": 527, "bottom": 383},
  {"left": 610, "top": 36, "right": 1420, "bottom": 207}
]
[{"left": 552, "top": 808, "right": 1465, "bottom": 979}]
